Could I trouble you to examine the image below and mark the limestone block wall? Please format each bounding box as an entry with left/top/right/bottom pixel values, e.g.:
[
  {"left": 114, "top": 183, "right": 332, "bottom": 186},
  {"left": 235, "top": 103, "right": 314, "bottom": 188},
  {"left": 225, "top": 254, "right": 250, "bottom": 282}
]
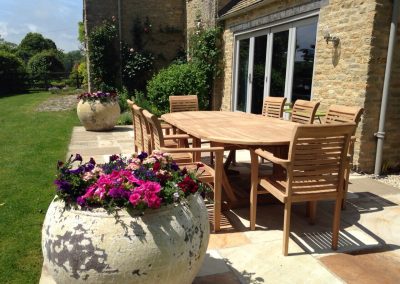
[
  {"left": 367, "top": 0, "right": 400, "bottom": 172},
  {"left": 186, "top": 0, "right": 217, "bottom": 34},
  {"left": 120, "top": 0, "right": 186, "bottom": 68},
  {"left": 84, "top": 0, "right": 186, "bottom": 74},
  {"left": 313, "top": 0, "right": 400, "bottom": 172}
]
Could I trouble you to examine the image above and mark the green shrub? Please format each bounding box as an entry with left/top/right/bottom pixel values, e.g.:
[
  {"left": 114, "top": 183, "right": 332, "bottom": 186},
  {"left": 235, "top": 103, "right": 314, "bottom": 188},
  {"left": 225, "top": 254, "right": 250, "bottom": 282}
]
[
  {"left": 145, "top": 62, "right": 208, "bottom": 115},
  {"left": 0, "top": 50, "right": 28, "bottom": 95},
  {"left": 133, "top": 90, "right": 160, "bottom": 115},
  {"left": 117, "top": 87, "right": 131, "bottom": 113},
  {"left": 117, "top": 111, "right": 133, "bottom": 125},
  {"left": 27, "top": 50, "right": 64, "bottom": 76}
]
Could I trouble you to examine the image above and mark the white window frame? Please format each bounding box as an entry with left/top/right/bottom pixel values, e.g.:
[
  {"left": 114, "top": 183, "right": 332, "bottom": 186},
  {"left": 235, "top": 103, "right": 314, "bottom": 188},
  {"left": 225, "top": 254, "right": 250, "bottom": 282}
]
[{"left": 232, "top": 15, "right": 318, "bottom": 112}]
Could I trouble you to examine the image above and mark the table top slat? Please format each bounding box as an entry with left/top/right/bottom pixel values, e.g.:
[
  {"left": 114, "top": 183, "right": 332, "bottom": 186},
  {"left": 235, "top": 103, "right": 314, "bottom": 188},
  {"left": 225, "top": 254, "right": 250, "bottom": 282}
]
[{"left": 162, "top": 111, "right": 298, "bottom": 146}]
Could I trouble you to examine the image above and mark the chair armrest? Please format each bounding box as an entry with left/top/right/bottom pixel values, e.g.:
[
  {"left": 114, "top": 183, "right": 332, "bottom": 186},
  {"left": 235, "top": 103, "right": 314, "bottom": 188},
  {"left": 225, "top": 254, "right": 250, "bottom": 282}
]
[
  {"left": 161, "top": 122, "right": 173, "bottom": 129},
  {"left": 163, "top": 134, "right": 191, "bottom": 140},
  {"left": 254, "top": 148, "right": 290, "bottom": 168},
  {"left": 160, "top": 147, "right": 224, "bottom": 154}
]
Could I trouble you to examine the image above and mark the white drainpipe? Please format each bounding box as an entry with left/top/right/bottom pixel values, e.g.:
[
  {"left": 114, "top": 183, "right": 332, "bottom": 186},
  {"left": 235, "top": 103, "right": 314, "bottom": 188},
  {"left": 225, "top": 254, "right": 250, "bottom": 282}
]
[{"left": 374, "top": 0, "right": 399, "bottom": 176}]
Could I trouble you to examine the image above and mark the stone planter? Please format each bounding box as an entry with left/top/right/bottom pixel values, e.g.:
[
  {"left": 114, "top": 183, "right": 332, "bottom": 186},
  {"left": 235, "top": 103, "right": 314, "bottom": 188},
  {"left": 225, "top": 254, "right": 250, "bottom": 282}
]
[
  {"left": 41, "top": 194, "right": 209, "bottom": 284},
  {"left": 77, "top": 100, "right": 120, "bottom": 131}
]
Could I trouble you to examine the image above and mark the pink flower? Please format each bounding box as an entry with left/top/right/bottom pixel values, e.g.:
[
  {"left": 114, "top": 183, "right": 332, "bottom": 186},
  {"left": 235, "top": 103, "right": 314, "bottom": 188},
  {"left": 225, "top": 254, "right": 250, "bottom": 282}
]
[
  {"left": 141, "top": 181, "right": 161, "bottom": 193},
  {"left": 129, "top": 193, "right": 141, "bottom": 206}
]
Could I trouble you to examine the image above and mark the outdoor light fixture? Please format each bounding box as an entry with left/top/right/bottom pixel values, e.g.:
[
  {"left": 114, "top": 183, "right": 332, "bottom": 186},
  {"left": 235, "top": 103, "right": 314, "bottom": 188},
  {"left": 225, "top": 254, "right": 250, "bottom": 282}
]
[{"left": 323, "top": 28, "right": 340, "bottom": 47}]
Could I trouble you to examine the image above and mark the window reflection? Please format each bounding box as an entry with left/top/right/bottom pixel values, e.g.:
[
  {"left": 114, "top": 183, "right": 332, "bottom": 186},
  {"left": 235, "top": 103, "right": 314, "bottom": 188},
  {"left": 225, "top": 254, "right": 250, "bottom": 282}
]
[
  {"left": 270, "top": 30, "right": 289, "bottom": 98},
  {"left": 292, "top": 22, "right": 317, "bottom": 102},
  {"left": 236, "top": 39, "right": 249, "bottom": 112},
  {"left": 251, "top": 35, "right": 267, "bottom": 114}
]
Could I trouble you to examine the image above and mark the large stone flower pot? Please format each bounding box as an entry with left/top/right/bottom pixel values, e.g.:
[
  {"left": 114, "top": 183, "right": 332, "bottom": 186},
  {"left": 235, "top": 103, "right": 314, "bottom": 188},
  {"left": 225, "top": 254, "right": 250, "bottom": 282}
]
[
  {"left": 77, "top": 100, "right": 120, "bottom": 131},
  {"left": 40, "top": 194, "right": 209, "bottom": 284}
]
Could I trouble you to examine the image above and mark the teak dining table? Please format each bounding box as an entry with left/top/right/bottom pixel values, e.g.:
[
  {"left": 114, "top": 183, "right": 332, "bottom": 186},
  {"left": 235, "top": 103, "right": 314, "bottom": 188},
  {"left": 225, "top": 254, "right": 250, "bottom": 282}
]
[{"left": 161, "top": 111, "right": 298, "bottom": 208}]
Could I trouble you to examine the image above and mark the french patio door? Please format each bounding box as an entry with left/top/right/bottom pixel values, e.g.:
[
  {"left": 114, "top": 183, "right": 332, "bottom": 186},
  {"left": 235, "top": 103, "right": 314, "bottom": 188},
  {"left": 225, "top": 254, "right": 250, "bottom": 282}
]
[{"left": 233, "top": 17, "right": 317, "bottom": 114}]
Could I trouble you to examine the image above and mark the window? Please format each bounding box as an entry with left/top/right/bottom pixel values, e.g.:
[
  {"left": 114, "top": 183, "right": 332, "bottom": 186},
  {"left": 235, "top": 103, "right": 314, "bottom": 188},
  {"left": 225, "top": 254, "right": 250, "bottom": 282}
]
[{"left": 233, "top": 17, "right": 318, "bottom": 113}]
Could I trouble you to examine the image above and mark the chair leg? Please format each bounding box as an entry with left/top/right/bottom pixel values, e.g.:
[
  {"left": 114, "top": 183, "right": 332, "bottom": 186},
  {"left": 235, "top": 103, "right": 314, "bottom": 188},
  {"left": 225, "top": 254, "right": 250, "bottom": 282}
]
[
  {"left": 232, "top": 150, "right": 237, "bottom": 166},
  {"left": 306, "top": 201, "right": 317, "bottom": 225},
  {"left": 250, "top": 150, "right": 259, "bottom": 230},
  {"left": 332, "top": 197, "right": 342, "bottom": 250},
  {"left": 342, "top": 168, "right": 351, "bottom": 210},
  {"left": 213, "top": 150, "right": 223, "bottom": 232},
  {"left": 283, "top": 202, "right": 292, "bottom": 256}
]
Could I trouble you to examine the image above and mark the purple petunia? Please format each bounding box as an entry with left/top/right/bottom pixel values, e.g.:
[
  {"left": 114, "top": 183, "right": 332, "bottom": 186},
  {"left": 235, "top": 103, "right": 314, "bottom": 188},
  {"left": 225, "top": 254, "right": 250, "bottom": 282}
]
[
  {"left": 54, "top": 179, "right": 71, "bottom": 192},
  {"left": 137, "top": 152, "right": 148, "bottom": 161},
  {"left": 108, "top": 188, "right": 131, "bottom": 199}
]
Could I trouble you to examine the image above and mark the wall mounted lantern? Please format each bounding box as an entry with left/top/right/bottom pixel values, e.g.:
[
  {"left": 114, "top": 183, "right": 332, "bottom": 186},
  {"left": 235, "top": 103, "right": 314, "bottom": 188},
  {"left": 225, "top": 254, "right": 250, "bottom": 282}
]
[{"left": 323, "top": 28, "right": 340, "bottom": 47}]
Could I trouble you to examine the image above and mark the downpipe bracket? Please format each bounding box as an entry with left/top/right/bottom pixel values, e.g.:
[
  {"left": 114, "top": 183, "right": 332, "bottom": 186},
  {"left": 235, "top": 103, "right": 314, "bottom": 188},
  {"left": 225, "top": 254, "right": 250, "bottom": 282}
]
[{"left": 374, "top": 132, "right": 386, "bottom": 139}]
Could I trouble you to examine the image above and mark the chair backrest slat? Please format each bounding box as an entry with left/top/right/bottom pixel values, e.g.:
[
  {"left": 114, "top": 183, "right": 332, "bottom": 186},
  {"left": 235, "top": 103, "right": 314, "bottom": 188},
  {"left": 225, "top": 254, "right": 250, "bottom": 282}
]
[
  {"left": 291, "top": 100, "right": 320, "bottom": 124},
  {"left": 128, "top": 100, "right": 145, "bottom": 152},
  {"left": 142, "top": 109, "right": 165, "bottom": 151},
  {"left": 324, "top": 105, "right": 364, "bottom": 132},
  {"left": 287, "top": 123, "right": 355, "bottom": 195},
  {"left": 169, "top": 95, "right": 199, "bottom": 113},
  {"left": 262, "top": 97, "right": 287, "bottom": 118}
]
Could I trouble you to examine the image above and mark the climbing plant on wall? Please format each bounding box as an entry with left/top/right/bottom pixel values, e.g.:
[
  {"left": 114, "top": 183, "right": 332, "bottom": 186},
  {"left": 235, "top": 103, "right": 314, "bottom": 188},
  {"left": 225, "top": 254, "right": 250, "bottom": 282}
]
[
  {"left": 87, "top": 19, "right": 119, "bottom": 91},
  {"left": 188, "top": 23, "right": 222, "bottom": 109}
]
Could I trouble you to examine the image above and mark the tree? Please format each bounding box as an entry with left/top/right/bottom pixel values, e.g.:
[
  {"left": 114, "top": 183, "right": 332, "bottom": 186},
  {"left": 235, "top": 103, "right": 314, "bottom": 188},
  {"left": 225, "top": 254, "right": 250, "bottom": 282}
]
[
  {"left": 62, "top": 50, "right": 84, "bottom": 73},
  {"left": 28, "top": 50, "right": 64, "bottom": 76},
  {"left": 17, "top": 32, "right": 57, "bottom": 63},
  {"left": 0, "top": 36, "right": 18, "bottom": 54},
  {"left": 0, "top": 50, "right": 27, "bottom": 95}
]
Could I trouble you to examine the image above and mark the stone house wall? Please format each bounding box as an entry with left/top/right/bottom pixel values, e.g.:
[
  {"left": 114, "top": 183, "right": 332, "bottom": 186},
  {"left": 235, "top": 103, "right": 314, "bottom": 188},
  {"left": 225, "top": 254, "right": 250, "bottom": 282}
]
[
  {"left": 84, "top": 0, "right": 186, "bottom": 75},
  {"left": 313, "top": 0, "right": 400, "bottom": 172},
  {"left": 217, "top": 0, "right": 400, "bottom": 172}
]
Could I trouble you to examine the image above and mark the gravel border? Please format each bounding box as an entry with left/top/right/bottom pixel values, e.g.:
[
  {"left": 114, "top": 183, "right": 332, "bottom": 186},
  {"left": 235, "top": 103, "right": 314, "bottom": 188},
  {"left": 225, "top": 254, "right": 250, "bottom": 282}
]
[
  {"left": 36, "top": 95, "right": 77, "bottom": 112},
  {"left": 353, "top": 172, "right": 400, "bottom": 189}
]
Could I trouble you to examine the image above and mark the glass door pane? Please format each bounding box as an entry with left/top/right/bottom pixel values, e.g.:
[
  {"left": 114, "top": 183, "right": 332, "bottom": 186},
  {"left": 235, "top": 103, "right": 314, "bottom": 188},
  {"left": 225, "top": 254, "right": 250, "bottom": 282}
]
[
  {"left": 270, "top": 30, "right": 289, "bottom": 97},
  {"left": 251, "top": 35, "right": 268, "bottom": 114},
  {"left": 236, "top": 39, "right": 250, "bottom": 112},
  {"left": 292, "top": 22, "right": 317, "bottom": 102}
]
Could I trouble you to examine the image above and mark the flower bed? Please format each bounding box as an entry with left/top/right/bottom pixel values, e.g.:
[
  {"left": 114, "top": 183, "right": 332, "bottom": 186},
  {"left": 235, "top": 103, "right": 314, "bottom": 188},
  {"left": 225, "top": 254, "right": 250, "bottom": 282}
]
[{"left": 54, "top": 151, "right": 207, "bottom": 211}]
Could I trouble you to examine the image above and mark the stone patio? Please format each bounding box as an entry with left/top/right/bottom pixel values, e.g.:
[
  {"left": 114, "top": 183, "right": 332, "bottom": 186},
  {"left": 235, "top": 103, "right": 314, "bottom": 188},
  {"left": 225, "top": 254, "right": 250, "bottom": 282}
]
[{"left": 64, "top": 126, "right": 400, "bottom": 283}]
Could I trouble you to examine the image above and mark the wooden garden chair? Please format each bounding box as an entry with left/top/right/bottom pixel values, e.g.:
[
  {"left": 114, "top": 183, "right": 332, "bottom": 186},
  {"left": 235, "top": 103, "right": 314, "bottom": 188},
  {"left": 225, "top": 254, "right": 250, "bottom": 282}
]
[
  {"left": 291, "top": 100, "right": 320, "bottom": 124},
  {"left": 142, "top": 109, "right": 225, "bottom": 231},
  {"left": 127, "top": 100, "right": 143, "bottom": 153},
  {"left": 169, "top": 95, "right": 199, "bottom": 113},
  {"left": 249, "top": 123, "right": 356, "bottom": 255},
  {"left": 169, "top": 95, "right": 215, "bottom": 163},
  {"left": 128, "top": 101, "right": 182, "bottom": 155},
  {"left": 324, "top": 104, "right": 364, "bottom": 208},
  {"left": 262, "top": 97, "right": 287, "bottom": 118}
]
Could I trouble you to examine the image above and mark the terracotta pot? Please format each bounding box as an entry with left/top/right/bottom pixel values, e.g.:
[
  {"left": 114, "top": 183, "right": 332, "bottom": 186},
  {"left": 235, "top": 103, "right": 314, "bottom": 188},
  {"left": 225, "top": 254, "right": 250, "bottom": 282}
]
[
  {"left": 77, "top": 100, "right": 120, "bottom": 131},
  {"left": 40, "top": 194, "right": 209, "bottom": 284}
]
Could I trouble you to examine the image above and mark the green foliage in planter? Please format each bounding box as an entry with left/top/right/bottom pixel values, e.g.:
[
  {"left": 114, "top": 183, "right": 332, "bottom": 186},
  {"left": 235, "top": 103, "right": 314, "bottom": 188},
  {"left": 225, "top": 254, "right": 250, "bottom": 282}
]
[
  {"left": 88, "top": 20, "right": 119, "bottom": 91},
  {"left": 146, "top": 62, "right": 208, "bottom": 115},
  {"left": 0, "top": 50, "right": 28, "bottom": 95},
  {"left": 27, "top": 50, "right": 65, "bottom": 76},
  {"left": 121, "top": 44, "right": 154, "bottom": 93}
]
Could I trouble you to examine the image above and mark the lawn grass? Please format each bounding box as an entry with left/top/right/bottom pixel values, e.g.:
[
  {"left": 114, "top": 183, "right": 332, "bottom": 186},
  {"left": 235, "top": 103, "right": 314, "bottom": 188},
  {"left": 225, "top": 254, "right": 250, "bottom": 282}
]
[{"left": 0, "top": 92, "right": 79, "bottom": 283}]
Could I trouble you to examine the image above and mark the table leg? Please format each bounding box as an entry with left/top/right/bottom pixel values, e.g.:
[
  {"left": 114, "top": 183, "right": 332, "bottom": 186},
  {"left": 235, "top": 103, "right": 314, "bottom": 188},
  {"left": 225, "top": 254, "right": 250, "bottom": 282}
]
[{"left": 192, "top": 137, "right": 201, "bottom": 162}]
